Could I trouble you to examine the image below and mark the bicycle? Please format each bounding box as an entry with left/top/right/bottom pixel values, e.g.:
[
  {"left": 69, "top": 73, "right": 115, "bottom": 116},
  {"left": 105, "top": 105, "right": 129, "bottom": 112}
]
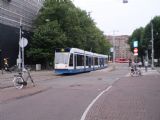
[
  {"left": 130, "top": 67, "right": 142, "bottom": 77},
  {"left": 13, "top": 68, "right": 35, "bottom": 89}
]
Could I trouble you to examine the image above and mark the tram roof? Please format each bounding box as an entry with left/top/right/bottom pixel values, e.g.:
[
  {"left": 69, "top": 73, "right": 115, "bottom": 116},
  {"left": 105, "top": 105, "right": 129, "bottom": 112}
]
[{"left": 55, "top": 48, "right": 108, "bottom": 58}]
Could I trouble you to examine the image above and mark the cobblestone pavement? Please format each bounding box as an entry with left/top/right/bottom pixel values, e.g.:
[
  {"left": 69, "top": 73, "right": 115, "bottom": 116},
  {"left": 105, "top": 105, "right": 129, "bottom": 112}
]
[{"left": 86, "top": 69, "right": 160, "bottom": 120}]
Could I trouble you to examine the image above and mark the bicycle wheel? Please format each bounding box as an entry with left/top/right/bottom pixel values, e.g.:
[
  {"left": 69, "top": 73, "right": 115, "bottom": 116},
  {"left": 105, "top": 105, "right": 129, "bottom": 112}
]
[
  {"left": 130, "top": 71, "right": 134, "bottom": 76},
  {"left": 13, "top": 77, "right": 24, "bottom": 89},
  {"left": 138, "top": 70, "right": 142, "bottom": 76}
]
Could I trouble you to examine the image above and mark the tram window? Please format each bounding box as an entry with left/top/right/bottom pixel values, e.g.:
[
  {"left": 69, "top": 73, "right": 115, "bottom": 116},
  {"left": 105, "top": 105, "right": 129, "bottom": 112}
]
[
  {"left": 77, "top": 55, "right": 80, "bottom": 66},
  {"left": 99, "top": 58, "right": 102, "bottom": 66},
  {"left": 102, "top": 58, "right": 104, "bottom": 66},
  {"left": 86, "top": 56, "right": 89, "bottom": 66},
  {"left": 77, "top": 54, "right": 84, "bottom": 66},
  {"left": 82, "top": 55, "right": 84, "bottom": 66},
  {"left": 55, "top": 53, "right": 69, "bottom": 64},
  {"left": 91, "top": 57, "right": 93, "bottom": 65},
  {"left": 104, "top": 58, "right": 108, "bottom": 65},
  {"left": 92, "top": 57, "right": 95, "bottom": 65},
  {"left": 69, "top": 54, "right": 73, "bottom": 66},
  {"left": 88, "top": 57, "right": 92, "bottom": 67},
  {"left": 95, "top": 57, "right": 98, "bottom": 65}
]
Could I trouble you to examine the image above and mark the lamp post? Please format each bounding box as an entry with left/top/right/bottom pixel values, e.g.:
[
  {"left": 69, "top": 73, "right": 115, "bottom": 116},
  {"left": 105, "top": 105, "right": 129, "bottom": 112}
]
[
  {"left": 113, "top": 33, "right": 115, "bottom": 65},
  {"left": 151, "top": 22, "right": 154, "bottom": 69},
  {"left": 18, "top": 18, "right": 22, "bottom": 70}
]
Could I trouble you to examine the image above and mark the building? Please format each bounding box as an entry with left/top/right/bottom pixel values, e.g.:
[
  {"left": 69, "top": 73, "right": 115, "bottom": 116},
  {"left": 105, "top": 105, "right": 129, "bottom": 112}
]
[
  {"left": 0, "top": 0, "right": 44, "bottom": 68},
  {"left": 106, "top": 35, "right": 133, "bottom": 60}
]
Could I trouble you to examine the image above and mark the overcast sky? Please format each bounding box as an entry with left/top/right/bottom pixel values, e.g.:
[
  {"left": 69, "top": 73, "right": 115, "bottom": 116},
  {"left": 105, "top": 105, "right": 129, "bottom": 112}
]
[{"left": 73, "top": 0, "right": 160, "bottom": 35}]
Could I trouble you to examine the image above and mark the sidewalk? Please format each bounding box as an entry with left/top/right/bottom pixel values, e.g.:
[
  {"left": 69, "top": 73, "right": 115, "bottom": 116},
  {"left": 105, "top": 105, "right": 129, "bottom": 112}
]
[
  {"left": 0, "top": 70, "right": 57, "bottom": 103},
  {"left": 0, "top": 70, "right": 57, "bottom": 89},
  {"left": 86, "top": 68, "right": 160, "bottom": 120},
  {"left": 140, "top": 67, "right": 160, "bottom": 75}
]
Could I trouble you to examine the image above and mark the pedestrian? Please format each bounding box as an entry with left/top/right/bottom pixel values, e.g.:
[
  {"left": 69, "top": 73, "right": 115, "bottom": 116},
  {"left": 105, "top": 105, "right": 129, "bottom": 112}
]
[
  {"left": 138, "top": 61, "right": 142, "bottom": 68},
  {"left": 4, "top": 58, "right": 9, "bottom": 71},
  {"left": 129, "top": 59, "right": 132, "bottom": 67},
  {"left": 144, "top": 60, "right": 148, "bottom": 72}
]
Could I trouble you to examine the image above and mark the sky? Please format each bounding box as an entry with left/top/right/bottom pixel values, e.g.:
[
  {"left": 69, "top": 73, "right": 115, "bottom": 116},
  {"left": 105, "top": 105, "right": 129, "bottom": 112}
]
[{"left": 73, "top": 0, "right": 160, "bottom": 35}]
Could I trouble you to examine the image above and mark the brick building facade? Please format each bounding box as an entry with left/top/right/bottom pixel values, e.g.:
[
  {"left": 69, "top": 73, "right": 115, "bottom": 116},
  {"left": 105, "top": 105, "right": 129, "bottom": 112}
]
[{"left": 106, "top": 35, "right": 133, "bottom": 60}]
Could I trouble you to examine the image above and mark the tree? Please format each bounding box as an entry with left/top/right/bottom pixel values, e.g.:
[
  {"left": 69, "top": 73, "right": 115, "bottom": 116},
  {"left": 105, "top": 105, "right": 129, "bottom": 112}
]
[
  {"left": 27, "top": 21, "right": 67, "bottom": 65},
  {"left": 144, "top": 16, "right": 160, "bottom": 60},
  {"left": 129, "top": 16, "right": 160, "bottom": 66},
  {"left": 27, "top": 0, "right": 111, "bottom": 66},
  {"left": 128, "top": 27, "right": 145, "bottom": 62}
]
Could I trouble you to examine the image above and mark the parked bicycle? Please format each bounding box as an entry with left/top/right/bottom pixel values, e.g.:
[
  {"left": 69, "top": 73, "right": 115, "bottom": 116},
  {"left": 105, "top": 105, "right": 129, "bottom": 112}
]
[
  {"left": 130, "top": 66, "right": 142, "bottom": 77},
  {"left": 13, "top": 68, "right": 35, "bottom": 89}
]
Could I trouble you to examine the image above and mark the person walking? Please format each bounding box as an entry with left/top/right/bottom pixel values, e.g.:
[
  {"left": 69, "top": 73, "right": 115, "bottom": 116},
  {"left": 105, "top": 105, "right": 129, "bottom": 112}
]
[
  {"left": 129, "top": 59, "right": 132, "bottom": 67},
  {"left": 144, "top": 60, "right": 148, "bottom": 72},
  {"left": 138, "top": 61, "right": 142, "bottom": 69}
]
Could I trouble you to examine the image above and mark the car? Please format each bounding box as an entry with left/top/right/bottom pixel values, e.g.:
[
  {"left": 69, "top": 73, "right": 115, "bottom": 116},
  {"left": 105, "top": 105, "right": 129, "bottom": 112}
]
[{"left": 115, "top": 58, "right": 129, "bottom": 63}]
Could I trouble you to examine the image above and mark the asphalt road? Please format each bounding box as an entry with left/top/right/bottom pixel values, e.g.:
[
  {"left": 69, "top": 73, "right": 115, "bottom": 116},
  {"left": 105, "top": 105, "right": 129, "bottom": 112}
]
[{"left": 0, "top": 63, "right": 130, "bottom": 120}]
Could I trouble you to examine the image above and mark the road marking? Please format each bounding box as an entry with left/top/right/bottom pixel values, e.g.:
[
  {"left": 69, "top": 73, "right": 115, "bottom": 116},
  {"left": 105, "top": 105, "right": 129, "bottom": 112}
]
[{"left": 80, "top": 86, "right": 112, "bottom": 120}]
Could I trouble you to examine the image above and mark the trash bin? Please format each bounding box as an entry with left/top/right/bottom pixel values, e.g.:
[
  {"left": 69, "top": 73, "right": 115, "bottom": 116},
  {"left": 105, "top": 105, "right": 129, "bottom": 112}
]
[{"left": 36, "top": 64, "right": 41, "bottom": 71}]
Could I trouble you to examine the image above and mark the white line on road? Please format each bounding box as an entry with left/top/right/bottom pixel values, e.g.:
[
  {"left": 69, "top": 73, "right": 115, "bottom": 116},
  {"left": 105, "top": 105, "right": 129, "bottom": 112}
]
[{"left": 80, "top": 86, "right": 112, "bottom": 120}]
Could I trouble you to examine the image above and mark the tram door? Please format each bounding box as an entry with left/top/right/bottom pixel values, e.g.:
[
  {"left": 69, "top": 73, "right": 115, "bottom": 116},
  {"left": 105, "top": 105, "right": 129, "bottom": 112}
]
[{"left": 74, "top": 54, "right": 77, "bottom": 69}]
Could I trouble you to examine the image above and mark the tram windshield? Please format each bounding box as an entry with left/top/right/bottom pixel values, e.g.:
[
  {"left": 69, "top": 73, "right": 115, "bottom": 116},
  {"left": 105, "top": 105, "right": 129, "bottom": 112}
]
[{"left": 55, "top": 52, "right": 69, "bottom": 64}]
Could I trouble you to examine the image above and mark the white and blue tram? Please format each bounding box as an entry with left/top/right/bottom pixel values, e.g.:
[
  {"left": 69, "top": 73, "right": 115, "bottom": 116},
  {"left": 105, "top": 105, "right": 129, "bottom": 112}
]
[{"left": 54, "top": 48, "right": 108, "bottom": 74}]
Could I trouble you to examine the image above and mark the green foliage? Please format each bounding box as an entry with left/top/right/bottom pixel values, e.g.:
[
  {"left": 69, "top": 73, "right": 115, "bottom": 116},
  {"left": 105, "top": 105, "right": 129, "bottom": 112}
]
[
  {"left": 144, "top": 16, "right": 160, "bottom": 59},
  {"left": 27, "top": 21, "right": 67, "bottom": 63},
  {"left": 129, "top": 16, "right": 160, "bottom": 61},
  {"left": 27, "top": 0, "right": 111, "bottom": 64}
]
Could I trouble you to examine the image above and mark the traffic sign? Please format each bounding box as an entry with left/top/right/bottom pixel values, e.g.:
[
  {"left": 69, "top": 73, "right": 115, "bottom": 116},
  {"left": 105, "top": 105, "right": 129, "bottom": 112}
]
[
  {"left": 134, "top": 53, "right": 138, "bottom": 56},
  {"left": 133, "top": 41, "right": 138, "bottom": 48},
  {"left": 134, "top": 48, "right": 138, "bottom": 53},
  {"left": 110, "top": 47, "right": 114, "bottom": 52},
  {"left": 19, "top": 37, "right": 28, "bottom": 48}
]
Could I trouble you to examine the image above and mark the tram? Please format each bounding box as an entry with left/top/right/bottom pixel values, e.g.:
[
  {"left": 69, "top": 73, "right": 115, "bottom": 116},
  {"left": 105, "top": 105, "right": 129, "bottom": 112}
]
[{"left": 54, "top": 48, "right": 108, "bottom": 74}]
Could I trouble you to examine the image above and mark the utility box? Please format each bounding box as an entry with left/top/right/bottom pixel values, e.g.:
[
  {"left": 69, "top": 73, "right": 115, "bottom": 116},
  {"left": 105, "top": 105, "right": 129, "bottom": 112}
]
[{"left": 36, "top": 64, "right": 41, "bottom": 71}]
